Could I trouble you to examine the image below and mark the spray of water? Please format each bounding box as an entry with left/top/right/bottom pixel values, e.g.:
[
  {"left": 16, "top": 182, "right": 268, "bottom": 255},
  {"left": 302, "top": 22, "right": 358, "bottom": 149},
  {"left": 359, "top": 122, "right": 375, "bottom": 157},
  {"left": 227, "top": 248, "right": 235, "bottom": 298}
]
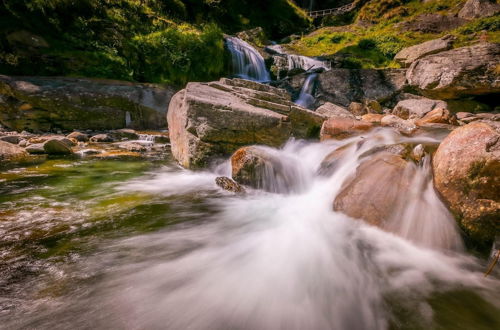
[{"left": 294, "top": 73, "right": 318, "bottom": 109}]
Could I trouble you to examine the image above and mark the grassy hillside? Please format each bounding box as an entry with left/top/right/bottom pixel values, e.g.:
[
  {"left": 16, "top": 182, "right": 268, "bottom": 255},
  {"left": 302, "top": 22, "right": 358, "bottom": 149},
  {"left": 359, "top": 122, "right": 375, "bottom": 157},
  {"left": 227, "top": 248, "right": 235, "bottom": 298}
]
[
  {"left": 0, "top": 0, "right": 309, "bottom": 85},
  {"left": 288, "top": 0, "right": 500, "bottom": 68}
]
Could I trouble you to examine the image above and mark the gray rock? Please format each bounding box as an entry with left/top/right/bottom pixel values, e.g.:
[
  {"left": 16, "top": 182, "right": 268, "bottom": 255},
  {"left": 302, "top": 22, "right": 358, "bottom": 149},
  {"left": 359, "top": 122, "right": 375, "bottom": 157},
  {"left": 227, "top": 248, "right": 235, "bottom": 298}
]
[
  {"left": 316, "top": 102, "right": 355, "bottom": 119},
  {"left": 407, "top": 43, "right": 500, "bottom": 99},
  {"left": 0, "top": 135, "right": 21, "bottom": 144},
  {"left": 0, "top": 75, "right": 176, "bottom": 132},
  {"left": 167, "top": 78, "right": 324, "bottom": 168},
  {"left": 458, "top": 0, "right": 500, "bottom": 19},
  {"left": 399, "top": 14, "right": 466, "bottom": 33},
  {"left": 394, "top": 35, "right": 455, "bottom": 67},
  {"left": 392, "top": 98, "right": 448, "bottom": 119},
  {"left": 110, "top": 128, "right": 139, "bottom": 140},
  {"left": 381, "top": 115, "right": 418, "bottom": 135}
]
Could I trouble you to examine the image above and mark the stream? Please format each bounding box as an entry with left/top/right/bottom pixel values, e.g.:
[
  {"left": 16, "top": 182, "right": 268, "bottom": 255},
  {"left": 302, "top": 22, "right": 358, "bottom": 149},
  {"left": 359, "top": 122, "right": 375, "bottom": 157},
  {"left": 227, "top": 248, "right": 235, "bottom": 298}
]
[{"left": 1, "top": 128, "right": 499, "bottom": 329}]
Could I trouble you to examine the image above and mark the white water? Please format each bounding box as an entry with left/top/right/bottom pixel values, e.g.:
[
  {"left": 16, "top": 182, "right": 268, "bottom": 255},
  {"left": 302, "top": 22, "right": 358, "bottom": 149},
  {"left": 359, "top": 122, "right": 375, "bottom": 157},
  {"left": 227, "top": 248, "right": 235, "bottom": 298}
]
[
  {"left": 7, "top": 129, "right": 498, "bottom": 329},
  {"left": 295, "top": 73, "right": 318, "bottom": 109},
  {"left": 226, "top": 37, "right": 270, "bottom": 82},
  {"left": 82, "top": 129, "right": 497, "bottom": 329},
  {"left": 288, "top": 54, "right": 331, "bottom": 72}
]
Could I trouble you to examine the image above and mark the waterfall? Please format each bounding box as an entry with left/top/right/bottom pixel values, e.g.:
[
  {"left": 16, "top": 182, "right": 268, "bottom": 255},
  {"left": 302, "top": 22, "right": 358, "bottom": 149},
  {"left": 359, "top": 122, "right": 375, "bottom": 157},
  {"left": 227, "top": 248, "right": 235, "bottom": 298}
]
[
  {"left": 287, "top": 54, "right": 330, "bottom": 72},
  {"left": 294, "top": 73, "right": 318, "bottom": 109},
  {"left": 226, "top": 37, "right": 270, "bottom": 82}
]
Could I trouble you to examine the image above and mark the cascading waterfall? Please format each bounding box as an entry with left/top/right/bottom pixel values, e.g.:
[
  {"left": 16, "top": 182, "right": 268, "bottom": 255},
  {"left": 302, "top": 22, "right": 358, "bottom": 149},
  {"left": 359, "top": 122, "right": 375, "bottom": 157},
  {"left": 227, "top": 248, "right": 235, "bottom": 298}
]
[
  {"left": 226, "top": 37, "right": 270, "bottom": 82},
  {"left": 294, "top": 73, "right": 318, "bottom": 108}
]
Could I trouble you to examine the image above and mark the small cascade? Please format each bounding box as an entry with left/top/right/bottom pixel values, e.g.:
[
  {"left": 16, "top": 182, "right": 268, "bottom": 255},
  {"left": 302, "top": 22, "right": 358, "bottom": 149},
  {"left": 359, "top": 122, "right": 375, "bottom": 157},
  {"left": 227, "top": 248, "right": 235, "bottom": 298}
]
[
  {"left": 287, "top": 54, "right": 330, "bottom": 72},
  {"left": 138, "top": 134, "right": 155, "bottom": 143},
  {"left": 294, "top": 73, "right": 318, "bottom": 109},
  {"left": 225, "top": 37, "right": 270, "bottom": 82}
]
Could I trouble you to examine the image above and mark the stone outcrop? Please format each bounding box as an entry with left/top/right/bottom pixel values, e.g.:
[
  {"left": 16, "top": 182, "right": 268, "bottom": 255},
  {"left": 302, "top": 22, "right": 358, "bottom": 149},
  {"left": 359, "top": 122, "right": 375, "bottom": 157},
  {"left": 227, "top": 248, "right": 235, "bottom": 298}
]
[
  {"left": 320, "top": 117, "right": 373, "bottom": 140},
  {"left": 433, "top": 121, "right": 499, "bottom": 241},
  {"left": 399, "top": 14, "right": 466, "bottom": 33},
  {"left": 0, "top": 75, "right": 176, "bottom": 132},
  {"left": 167, "top": 78, "right": 325, "bottom": 168},
  {"left": 394, "top": 35, "right": 455, "bottom": 67},
  {"left": 333, "top": 152, "right": 413, "bottom": 226},
  {"left": 458, "top": 0, "right": 500, "bottom": 20},
  {"left": 406, "top": 43, "right": 500, "bottom": 99},
  {"left": 281, "top": 69, "right": 406, "bottom": 107},
  {"left": 415, "top": 108, "right": 457, "bottom": 126},
  {"left": 380, "top": 115, "right": 418, "bottom": 135},
  {"left": 392, "top": 98, "right": 448, "bottom": 120}
]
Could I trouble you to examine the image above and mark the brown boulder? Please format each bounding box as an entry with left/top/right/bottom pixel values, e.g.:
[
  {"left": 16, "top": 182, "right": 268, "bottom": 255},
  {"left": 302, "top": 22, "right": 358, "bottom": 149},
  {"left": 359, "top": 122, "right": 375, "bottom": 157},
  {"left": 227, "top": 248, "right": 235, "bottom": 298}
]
[
  {"left": 433, "top": 121, "right": 500, "bottom": 241},
  {"left": 0, "top": 140, "right": 29, "bottom": 162},
  {"left": 333, "top": 152, "right": 414, "bottom": 226},
  {"left": 415, "top": 108, "right": 457, "bottom": 126},
  {"left": 320, "top": 118, "right": 373, "bottom": 141},
  {"left": 361, "top": 114, "right": 384, "bottom": 124},
  {"left": 380, "top": 115, "right": 418, "bottom": 135},
  {"left": 215, "top": 177, "right": 246, "bottom": 194}
]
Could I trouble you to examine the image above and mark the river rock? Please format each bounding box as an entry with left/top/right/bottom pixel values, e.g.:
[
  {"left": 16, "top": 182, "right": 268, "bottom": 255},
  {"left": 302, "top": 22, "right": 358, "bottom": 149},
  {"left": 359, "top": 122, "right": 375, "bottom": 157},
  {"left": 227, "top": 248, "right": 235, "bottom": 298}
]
[
  {"left": 215, "top": 177, "right": 246, "bottom": 194},
  {"left": 0, "top": 135, "right": 21, "bottom": 144},
  {"left": 380, "top": 115, "right": 418, "bottom": 135},
  {"left": 333, "top": 152, "right": 413, "bottom": 226},
  {"left": 67, "top": 131, "right": 89, "bottom": 142},
  {"left": 407, "top": 43, "right": 500, "bottom": 99},
  {"left": 25, "top": 143, "right": 45, "bottom": 154},
  {"left": 43, "top": 139, "right": 73, "bottom": 155},
  {"left": 392, "top": 98, "right": 448, "bottom": 120},
  {"left": 320, "top": 118, "right": 373, "bottom": 141},
  {"left": 167, "top": 78, "right": 325, "bottom": 168},
  {"left": 361, "top": 114, "right": 384, "bottom": 123},
  {"left": 348, "top": 102, "right": 366, "bottom": 116},
  {"left": 433, "top": 121, "right": 500, "bottom": 241},
  {"left": 110, "top": 128, "right": 139, "bottom": 140},
  {"left": 415, "top": 108, "right": 457, "bottom": 126},
  {"left": 90, "top": 134, "right": 114, "bottom": 143},
  {"left": 316, "top": 102, "right": 355, "bottom": 119},
  {"left": 230, "top": 146, "right": 301, "bottom": 193},
  {"left": 394, "top": 35, "right": 455, "bottom": 67},
  {"left": 0, "top": 75, "right": 175, "bottom": 132},
  {"left": 0, "top": 140, "right": 29, "bottom": 162},
  {"left": 458, "top": 0, "right": 500, "bottom": 19}
]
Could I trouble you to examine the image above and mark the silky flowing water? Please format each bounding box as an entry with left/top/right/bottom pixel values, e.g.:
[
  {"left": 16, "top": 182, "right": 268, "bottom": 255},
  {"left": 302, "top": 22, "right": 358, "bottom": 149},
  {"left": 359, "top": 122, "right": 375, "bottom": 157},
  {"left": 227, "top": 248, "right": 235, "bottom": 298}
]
[{"left": 1, "top": 129, "right": 499, "bottom": 330}]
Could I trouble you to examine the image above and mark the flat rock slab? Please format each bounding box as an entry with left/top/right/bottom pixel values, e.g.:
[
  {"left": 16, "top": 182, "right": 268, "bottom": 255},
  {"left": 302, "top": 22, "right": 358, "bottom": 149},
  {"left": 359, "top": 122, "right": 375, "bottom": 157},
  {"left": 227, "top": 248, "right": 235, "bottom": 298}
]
[{"left": 167, "top": 78, "right": 325, "bottom": 168}]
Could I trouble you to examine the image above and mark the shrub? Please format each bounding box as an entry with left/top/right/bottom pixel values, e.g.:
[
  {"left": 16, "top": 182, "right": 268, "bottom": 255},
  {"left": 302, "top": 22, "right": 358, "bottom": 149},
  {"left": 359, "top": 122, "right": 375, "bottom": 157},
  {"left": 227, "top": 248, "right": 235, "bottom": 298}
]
[{"left": 358, "top": 38, "right": 376, "bottom": 50}]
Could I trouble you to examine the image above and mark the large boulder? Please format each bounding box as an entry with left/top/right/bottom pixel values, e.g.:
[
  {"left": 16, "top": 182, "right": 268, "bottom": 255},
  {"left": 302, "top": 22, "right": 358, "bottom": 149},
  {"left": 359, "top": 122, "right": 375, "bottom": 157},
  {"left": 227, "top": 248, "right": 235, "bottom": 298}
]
[
  {"left": 167, "top": 78, "right": 325, "bottom": 168},
  {"left": 0, "top": 140, "right": 29, "bottom": 162},
  {"left": 394, "top": 35, "right": 455, "bottom": 68},
  {"left": 433, "top": 121, "right": 499, "bottom": 241},
  {"left": 0, "top": 75, "right": 176, "bottom": 132},
  {"left": 406, "top": 43, "right": 500, "bottom": 99},
  {"left": 458, "top": 0, "right": 500, "bottom": 19},
  {"left": 392, "top": 98, "right": 448, "bottom": 120},
  {"left": 281, "top": 69, "right": 407, "bottom": 107},
  {"left": 43, "top": 139, "right": 73, "bottom": 155},
  {"left": 333, "top": 152, "right": 414, "bottom": 226}
]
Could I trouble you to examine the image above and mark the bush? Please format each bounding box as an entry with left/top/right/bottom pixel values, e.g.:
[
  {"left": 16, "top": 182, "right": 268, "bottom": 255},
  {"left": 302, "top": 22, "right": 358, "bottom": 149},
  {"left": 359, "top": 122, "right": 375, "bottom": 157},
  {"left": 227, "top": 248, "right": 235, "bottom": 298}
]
[
  {"left": 456, "top": 15, "right": 500, "bottom": 34},
  {"left": 358, "top": 38, "right": 377, "bottom": 50}
]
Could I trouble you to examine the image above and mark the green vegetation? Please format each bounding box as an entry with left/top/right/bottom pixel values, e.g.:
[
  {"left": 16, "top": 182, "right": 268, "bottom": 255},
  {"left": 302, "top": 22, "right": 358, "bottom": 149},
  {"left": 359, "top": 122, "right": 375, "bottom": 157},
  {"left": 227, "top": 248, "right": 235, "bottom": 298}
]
[
  {"left": 288, "top": 0, "right": 499, "bottom": 69},
  {"left": 0, "top": 0, "right": 309, "bottom": 85}
]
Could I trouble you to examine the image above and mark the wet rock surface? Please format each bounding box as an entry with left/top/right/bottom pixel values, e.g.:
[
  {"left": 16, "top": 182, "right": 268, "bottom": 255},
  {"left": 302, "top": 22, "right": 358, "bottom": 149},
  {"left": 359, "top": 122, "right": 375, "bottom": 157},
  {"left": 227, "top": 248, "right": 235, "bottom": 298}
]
[
  {"left": 320, "top": 117, "right": 373, "bottom": 140},
  {"left": 433, "top": 121, "right": 500, "bottom": 242}
]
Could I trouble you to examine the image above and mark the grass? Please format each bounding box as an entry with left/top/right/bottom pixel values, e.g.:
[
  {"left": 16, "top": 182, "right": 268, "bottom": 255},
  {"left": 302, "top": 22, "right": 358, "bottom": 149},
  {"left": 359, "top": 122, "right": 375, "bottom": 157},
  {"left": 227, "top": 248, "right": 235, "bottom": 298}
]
[{"left": 287, "top": 0, "right": 500, "bottom": 69}]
